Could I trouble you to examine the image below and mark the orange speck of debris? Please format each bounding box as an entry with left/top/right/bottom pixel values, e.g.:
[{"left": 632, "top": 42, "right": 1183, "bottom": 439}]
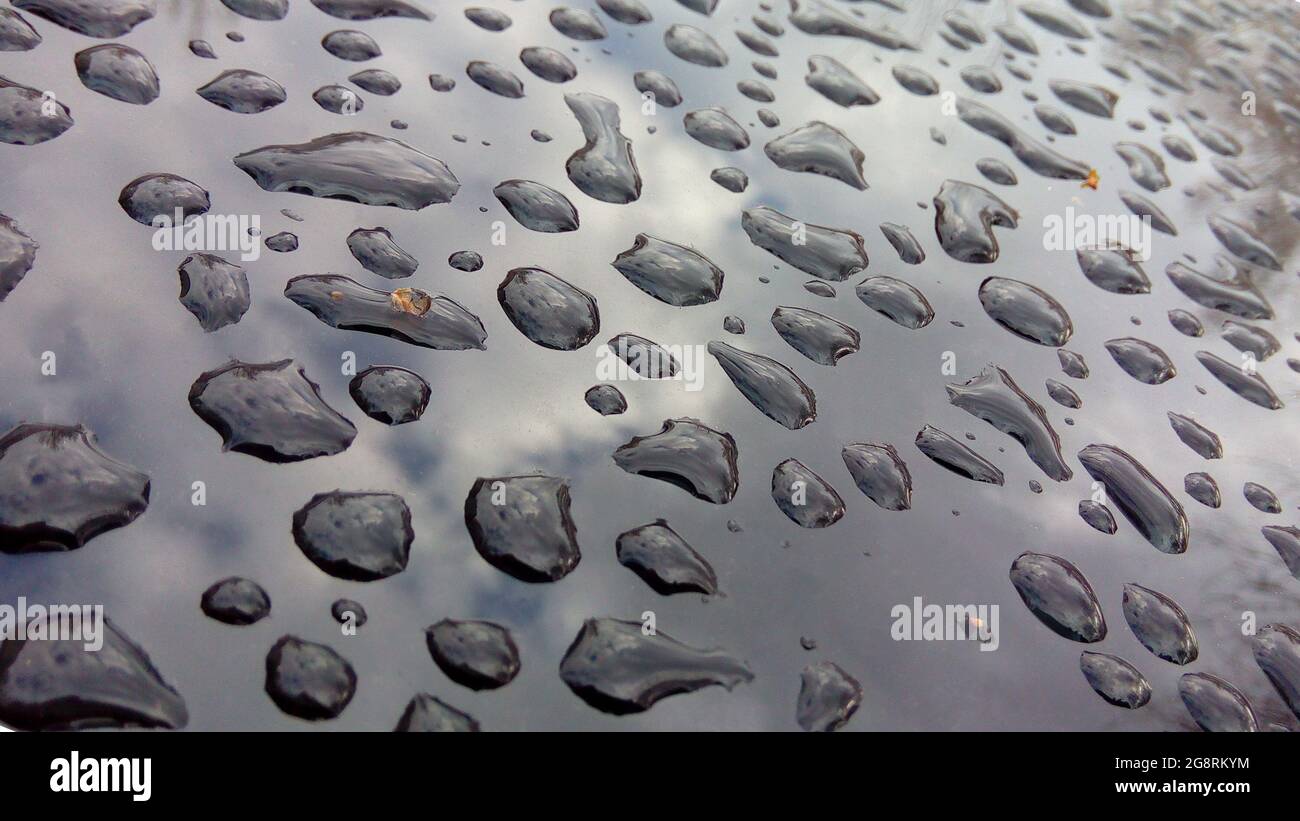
[
  {"left": 1081, "top": 169, "right": 1100, "bottom": 190},
  {"left": 390, "top": 287, "right": 432, "bottom": 316}
]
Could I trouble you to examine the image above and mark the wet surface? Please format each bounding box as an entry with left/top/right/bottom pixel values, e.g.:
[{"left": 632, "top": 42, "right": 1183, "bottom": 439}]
[{"left": 1, "top": 0, "right": 1299, "bottom": 732}]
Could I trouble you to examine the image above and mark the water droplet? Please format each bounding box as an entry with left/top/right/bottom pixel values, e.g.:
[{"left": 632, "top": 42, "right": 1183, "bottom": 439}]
[
  {"left": 564, "top": 92, "right": 640, "bottom": 203},
  {"left": 189, "top": 359, "right": 356, "bottom": 462},
  {"left": 1165, "top": 257, "right": 1271, "bottom": 319},
  {"left": 448, "top": 250, "right": 483, "bottom": 271},
  {"left": 771, "top": 306, "right": 859, "bottom": 366},
  {"left": 613, "top": 418, "right": 739, "bottom": 504},
  {"left": 891, "top": 63, "right": 938, "bottom": 95},
  {"left": 765, "top": 121, "right": 868, "bottom": 189},
  {"left": 946, "top": 365, "right": 1073, "bottom": 481},
  {"left": 347, "top": 226, "right": 418, "bottom": 278},
  {"left": 855, "top": 276, "right": 934, "bottom": 329},
  {"left": 0, "top": 423, "right": 150, "bottom": 553},
  {"left": 1244, "top": 482, "right": 1280, "bottom": 514},
  {"left": 915, "top": 424, "right": 1004, "bottom": 485},
  {"left": 493, "top": 179, "right": 579, "bottom": 233},
  {"left": 14, "top": 0, "right": 155, "bottom": 37},
  {"left": 520, "top": 46, "right": 576, "bottom": 83},
  {"left": 976, "top": 157, "right": 1017, "bottom": 186},
  {"left": 350, "top": 67, "right": 400, "bottom": 95},
  {"left": 1178, "top": 673, "right": 1257, "bottom": 732},
  {"left": 1078, "top": 444, "right": 1188, "bottom": 554},
  {"left": 1034, "top": 103, "right": 1076, "bottom": 135},
  {"left": 235, "top": 132, "right": 460, "bottom": 209},
  {"left": 1009, "top": 551, "right": 1106, "bottom": 642},
  {"left": 611, "top": 234, "right": 724, "bottom": 306},
  {"left": 220, "top": 0, "right": 287, "bottom": 20},
  {"left": 683, "top": 107, "right": 750, "bottom": 150},
  {"left": 956, "top": 98, "right": 1090, "bottom": 179},
  {"left": 311, "top": 0, "right": 429, "bottom": 20},
  {"left": 580, "top": 384, "right": 625, "bottom": 417},
  {"left": 1195, "top": 350, "right": 1282, "bottom": 409},
  {"left": 1184, "top": 472, "right": 1220, "bottom": 508},
  {"left": 177, "top": 253, "right": 250, "bottom": 332},
  {"left": 710, "top": 166, "right": 748, "bottom": 192},
  {"left": 201, "top": 577, "right": 271, "bottom": 625},
  {"left": 772, "top": 458, "right": 845, "bottom": 527},
  {"left": 428, "top": 73, "right": 455, "bottom": 91},
  {"left": 394, "top": 694, "right": 479, "bottom": 731},
  {"left": 879, "top": 222, "right": 924, "bottom": 264},
  {"left": 0, "top": 617, "right": 187, "bottom": 730},
  {"left": 465, "top": 5, "right": 510, "bottom": 31},
  {"left": 1049, "top": 79, "right": 1115, "bottom": 118},
  {"left": 349, "top": 365, "right": 429, "bottom": 425},
  {"left": 293, "top": 491, "right": 412, "bottom": 581},
  {"left": 322, "top": 29, "right": 382, "bottom": 61},
  {"left": 1078, "top": 500, "right": 1116, "bottom": 534},
  {"left": 806, "top": 55, "right": 878, "bottom": 106},
  {"left": 0, "top": 8, "right": 41, "bottom": 50},
  {"left": 1114, "top": 142, "right": 1169, "bottom": 191},
  {"left": 75, "top": 44, "right": 159, "bottom": 105},
  {"left": 633, "top": 70, "right": 681, "bottom": 106},
  {"left": 616, "top": 520, "right": 717, "bottom": 595},
  {"left": 331, "top": 598, "right": 366, "bottom": 627},
  {"left": 598, "top": 0, "right": 651, "bottom": 24},
  {"left": 425, "top": 619, "right": 521, "bottom": 689},
  {"left": 0, "top": 213, "right": 38, "bottom": 300},
  {"left": 1123, "top": 583, "right": 1198, "bottom": 665},
  {"left": 797, "top": 661, "right": 862, "bottom": 731},
  {"left": 742, "top": 206, "right": 867, "bottom": 281},
  {"left": 1252, "top": 624, "right": 1300, "bottom": 720},
  {"left": 1167, "top": 412, "right": 1221, "bottom": 459},
  {"left": 1104, "top": 337, "right": 1176, "bottom": 384},
  {"left": 1021, "top": 3, "right": 1093, "bottom": 40},
  {"left": 1045, "top": 378, "right": 1081, "bottom": 408},
  {"left": 466, "top": 59, "right": 524, "bottom": 98},
  {"left": 559, "top": 618, "right": 752, "bottom": 714},
  {"left": 664, "top": 23, "right": 727, "bottom": 66},
  {"left": 708, "top": 340, "right": 817, "bottom": 430},
  {"left": 1206, "top": 213, "right": 1281, "bottom": 270},
  {"left": 978, "top": 277, "right": 1072, "bottom": 346},
  {"left": 1080, "top": 652, "right": 1150, "bottom": 709},
  {"left": 497, "top": 267, "right": 599, "bottom": 350},
  {"left": 933, "top": 179, "right": 1018, "bottom": 262},
  {"left": 286, "top": 275, "right": 487, "bottom": 349},
  {"left": 464, "top": 475, "right": 581, "bottom": 582},
  {"left": 550, "top": 6, "right": 606, "bottom": 40},
  {"left": 265, "top": 636, "right": 356, "bottom": 720},
  {"left": 960, "top": 65, "right": 1002, "bottom": 94}
]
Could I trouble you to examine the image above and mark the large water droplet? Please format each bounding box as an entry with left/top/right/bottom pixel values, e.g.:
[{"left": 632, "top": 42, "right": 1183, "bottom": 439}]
[
  {"left": 1077, "top": 444, "right": 1188, "bottom": 554},
  {"left": 425, "top": 619, "right": 521, "bottom": 690},
  {"left": 285, "top": 275, "right": 487, "bottom": 349},
  {"left": 188, "top": 359, "right": 357, "bottom": 462},
  {"left": 559, "top": 618, "right": 752, "bottom": 714},
  {"left": 0, "top": 423, "right": 150, "bottom": 553},
  {"left": 915, "top": 424, "right": 1004, "bottom": 485},
  {"left": 264, "top": 636, "right": 356, "bottom": 720},
  {"left": 612, "top": 234, "right": 723, "bottom": 306},
  {"left": 612, "top": 418, "right": 739, "bottom": 504},
  {"left": 1080, "top": 651, "right": 1150, "bottom": 709},
  {"left": 616, "top": 520, "right": 718, "bottom": 595},
  {"left": 1178, "top": 673, "right": 1257, "bottom": 732},
  {"left": 708, "top": 340, "right": 817, "bottom": 430},
  {"left": 797, "top": 661, "right": 862, "bottom": 731},
  {"left": 1123, "top": 583, "right": 1198, "bottom": 665},
  {"left": 564, "top": 92, "right": 641, "bottom": 203},
  {"left": 464, "top": 475, "right": 581, "bottom": 582},
  {"left": 933, "top": 179, "right": 1019, "bottom": 262},
  {"left": 946, "top": 365, "right": 1072, "bottom": 481},
  {"left": 349, "top": 365, "right": 429, "bottom": 425},
  {"left": 764, "top": 121, "right": 868, "bottom": 189},
  {"left": 0, "top": 617, "right": 187, "bottom": 730},
  {"left": 1009, "top": 551, "right": 1106, "bottom": 642},
  {"left": 742, "top": 206, "right": 868, "bottom": 281},
  {"left": 497, "top": 267, "right": 600, "bottom": 350},
  {"left": 841, "top": 442, "right": 912, "bottom": 510}
]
